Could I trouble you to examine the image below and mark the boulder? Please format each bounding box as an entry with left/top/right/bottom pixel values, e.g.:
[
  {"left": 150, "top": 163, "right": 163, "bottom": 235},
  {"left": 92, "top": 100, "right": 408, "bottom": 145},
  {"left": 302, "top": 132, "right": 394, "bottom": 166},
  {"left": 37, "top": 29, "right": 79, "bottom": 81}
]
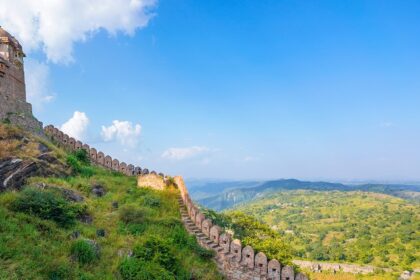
[
  {"left": 37, "top": 143, "right": 50, "bottom": 153},
  {"left": 96, "top": 229, "right": 106, "bottom": 237},
  {"left": 91, "top": 184, "right": 106, "bottom": 197},
  {"left": 61, "top": 188, "right": 84, "bottom": 202}
]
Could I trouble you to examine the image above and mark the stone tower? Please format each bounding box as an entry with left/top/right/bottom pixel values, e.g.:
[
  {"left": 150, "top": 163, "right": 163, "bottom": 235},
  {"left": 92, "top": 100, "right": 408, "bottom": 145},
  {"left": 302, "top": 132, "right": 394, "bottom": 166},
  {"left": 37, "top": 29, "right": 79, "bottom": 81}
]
[{"left": 0, "top": 26, "right": 42, "bottom": 133}]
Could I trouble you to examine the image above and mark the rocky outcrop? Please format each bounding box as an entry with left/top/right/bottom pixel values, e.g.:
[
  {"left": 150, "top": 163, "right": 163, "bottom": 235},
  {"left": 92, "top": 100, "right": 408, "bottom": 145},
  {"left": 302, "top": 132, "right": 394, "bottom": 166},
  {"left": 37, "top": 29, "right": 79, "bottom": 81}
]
[{"left": 0, "top": 154, "right": 68, "bottom": 191}]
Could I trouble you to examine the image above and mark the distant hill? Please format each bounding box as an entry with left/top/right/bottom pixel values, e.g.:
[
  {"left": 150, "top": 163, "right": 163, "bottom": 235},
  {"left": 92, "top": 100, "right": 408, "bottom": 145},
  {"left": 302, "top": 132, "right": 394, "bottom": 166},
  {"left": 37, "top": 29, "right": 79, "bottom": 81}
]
[
  {"left": 230, "top": 190, "right": 420, "bottom": 272},
  {"left": 186, "top": 179, "right": 262, "bottom": 200},
  {"left": 193, "top": 179, "right": 420, "bottom": 210}
]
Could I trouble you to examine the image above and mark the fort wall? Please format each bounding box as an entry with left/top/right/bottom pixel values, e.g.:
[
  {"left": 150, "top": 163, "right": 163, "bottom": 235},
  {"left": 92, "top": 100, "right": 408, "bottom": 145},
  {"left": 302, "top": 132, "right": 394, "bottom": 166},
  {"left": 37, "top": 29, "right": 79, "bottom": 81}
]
[
  {"left": 43, "top": 125, "right": 159, "bottom": 177},
  {"left": 174, "top": 176, "right": 309, "bottom": 280}
]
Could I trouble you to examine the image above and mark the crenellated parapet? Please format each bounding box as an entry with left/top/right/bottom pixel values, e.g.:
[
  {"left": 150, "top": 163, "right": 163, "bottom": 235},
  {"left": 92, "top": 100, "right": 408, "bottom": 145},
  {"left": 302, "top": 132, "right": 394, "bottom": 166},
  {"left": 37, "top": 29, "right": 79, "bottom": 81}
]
[
  {"left": 43, "top": 124, "right": 159, "bottom": 178},
  {"left": 174, "top": 176, "right": 309, "bottom": 280}
]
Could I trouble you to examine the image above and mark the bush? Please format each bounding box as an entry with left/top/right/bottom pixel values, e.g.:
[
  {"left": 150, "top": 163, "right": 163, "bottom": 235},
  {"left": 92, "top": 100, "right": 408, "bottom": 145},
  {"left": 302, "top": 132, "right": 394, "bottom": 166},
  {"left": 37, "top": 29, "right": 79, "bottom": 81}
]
[
  {"left": 71, "top": 239, "right": 99, "bottom": 265},
  {"left": 11, "top": 188, "right": 85, "bottom": 227},
  {"left": 73, "top": 149, "right": 90, "bottom": 165},
  {"left": 66, "top": 150, "right": 94, "bottom": 177},
  {"left": 143, "top": 196, "right": 161, "bottom": 208},
  {"left": 119, "top": 258, "right": 174, "bottom": 280},
  {"left": 133, "top": 237, "right": 178, "bottom": 274}
]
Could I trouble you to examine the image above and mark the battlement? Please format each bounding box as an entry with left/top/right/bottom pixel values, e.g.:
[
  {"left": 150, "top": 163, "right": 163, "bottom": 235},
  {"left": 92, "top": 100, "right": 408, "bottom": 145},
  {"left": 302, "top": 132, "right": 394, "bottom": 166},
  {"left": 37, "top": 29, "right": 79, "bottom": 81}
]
[{"left": 44, "top": 125, "right": 162, "bottom": 177}]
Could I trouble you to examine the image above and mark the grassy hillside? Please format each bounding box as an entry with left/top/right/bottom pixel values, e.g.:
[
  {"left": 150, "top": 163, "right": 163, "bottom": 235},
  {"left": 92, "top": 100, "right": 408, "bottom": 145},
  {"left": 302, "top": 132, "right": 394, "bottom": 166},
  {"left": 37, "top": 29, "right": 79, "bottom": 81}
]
[
  {"left": 0, "top": 124, "right": 221, "bottom": 280},
  {"left": 230, "top": 190, "right": 419, "bottom": 274}
]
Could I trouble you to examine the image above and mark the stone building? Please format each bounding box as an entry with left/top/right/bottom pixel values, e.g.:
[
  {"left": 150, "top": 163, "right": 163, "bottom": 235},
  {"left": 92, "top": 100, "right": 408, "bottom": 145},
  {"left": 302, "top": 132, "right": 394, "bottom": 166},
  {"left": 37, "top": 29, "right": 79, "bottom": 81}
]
[{"left": 0, "top": 26, "right": 42, "bottom": 133}]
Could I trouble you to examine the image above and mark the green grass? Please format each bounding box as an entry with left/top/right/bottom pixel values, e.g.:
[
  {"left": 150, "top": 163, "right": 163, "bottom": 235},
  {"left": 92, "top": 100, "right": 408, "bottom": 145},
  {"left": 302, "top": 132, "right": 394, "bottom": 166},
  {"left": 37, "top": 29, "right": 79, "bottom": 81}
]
[{"left": 0, "top": 125, "right": 222, "bottom": 279}]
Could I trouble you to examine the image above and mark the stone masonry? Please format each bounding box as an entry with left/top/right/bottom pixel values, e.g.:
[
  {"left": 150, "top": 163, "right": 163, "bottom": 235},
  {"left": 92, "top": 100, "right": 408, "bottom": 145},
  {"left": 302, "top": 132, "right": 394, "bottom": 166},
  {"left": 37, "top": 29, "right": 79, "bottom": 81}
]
[{"left": 0, "top": 27, "right": 42, "bottom": 134}]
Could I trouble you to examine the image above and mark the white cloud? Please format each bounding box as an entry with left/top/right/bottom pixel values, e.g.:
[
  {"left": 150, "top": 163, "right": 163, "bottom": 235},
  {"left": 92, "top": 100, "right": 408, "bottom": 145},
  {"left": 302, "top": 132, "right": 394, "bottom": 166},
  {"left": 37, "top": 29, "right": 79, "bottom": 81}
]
[
  {"left": 0, "top": 0, "right": 156, "bottom": 63},
  {"left": 161, "top": 146, "right": 211, "bottom": 160},
  {"left": 25, "top": 59, "right": 55, "bottom": 112},
  {"left": 101, "top": 120, "right": 141, "bottom": 148},
  {"left": 61, "top": 111, "right": 90, "bottom": 140}
]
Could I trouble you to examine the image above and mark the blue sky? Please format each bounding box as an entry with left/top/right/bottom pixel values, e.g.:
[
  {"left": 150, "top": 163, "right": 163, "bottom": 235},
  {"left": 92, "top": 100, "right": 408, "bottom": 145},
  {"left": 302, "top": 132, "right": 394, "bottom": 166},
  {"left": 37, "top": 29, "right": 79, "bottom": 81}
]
[{"left": 2, "top": 0, "right": 420, "bottom": 181}]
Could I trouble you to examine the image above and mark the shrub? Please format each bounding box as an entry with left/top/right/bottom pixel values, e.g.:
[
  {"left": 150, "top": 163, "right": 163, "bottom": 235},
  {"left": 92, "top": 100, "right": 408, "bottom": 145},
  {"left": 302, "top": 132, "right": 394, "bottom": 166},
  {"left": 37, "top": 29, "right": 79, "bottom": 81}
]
[
  {"left": 66, "top": 154, "right": 82, "bottom": 172},
  {"left": 119, "top": 258, "right": 174, "bottom": 280},
  {"left": 133, "top": 237, "right": 178, "bottom": 274},
  {"left": 73, "top": 149, "right": 90, "bottom": 165},
  {"left": 143, "top": 196, "right": 161, "bottom": 208},
  {"left": 11, "top": 188, "right": 85, "bottom": 228},
  {"left": 66, "top": 150, "right": 94, "bottom": 177},
  {"left": 71, "top": 239, "right": 99, "bottom": 265}
]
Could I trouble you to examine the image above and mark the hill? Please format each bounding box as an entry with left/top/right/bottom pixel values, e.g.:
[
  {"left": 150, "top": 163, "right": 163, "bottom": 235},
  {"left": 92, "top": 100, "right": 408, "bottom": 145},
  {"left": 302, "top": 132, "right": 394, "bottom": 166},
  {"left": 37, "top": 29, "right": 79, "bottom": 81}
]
[
  {"left": 229, "top": 190, "right": 420, "bottom": 273},
  {"left": 195, "top": 179, "right": 420, "bottom": 211},
  {"left": 0, "top": 124, "right": 221, "bottom": 279}
]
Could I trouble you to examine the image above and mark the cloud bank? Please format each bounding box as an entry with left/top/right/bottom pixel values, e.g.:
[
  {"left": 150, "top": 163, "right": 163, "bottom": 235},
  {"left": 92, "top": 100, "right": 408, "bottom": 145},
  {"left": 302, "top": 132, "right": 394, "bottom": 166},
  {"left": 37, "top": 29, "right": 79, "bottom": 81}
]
[
  {"left": 0, "top": 0, "right": 156, "bottom": 63},
  {"left": 101, "top": 120, "right": 142, "bottom": 148},
  {"left": 61, "top": 111, "right": 90, "bottom": 140}
]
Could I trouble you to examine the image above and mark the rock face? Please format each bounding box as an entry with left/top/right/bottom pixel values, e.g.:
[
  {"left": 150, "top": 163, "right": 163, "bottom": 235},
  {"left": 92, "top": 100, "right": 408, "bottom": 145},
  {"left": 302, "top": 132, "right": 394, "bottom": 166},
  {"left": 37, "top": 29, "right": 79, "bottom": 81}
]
[{"left": 0, "top": 156, "right": 67, "bottom": 191}]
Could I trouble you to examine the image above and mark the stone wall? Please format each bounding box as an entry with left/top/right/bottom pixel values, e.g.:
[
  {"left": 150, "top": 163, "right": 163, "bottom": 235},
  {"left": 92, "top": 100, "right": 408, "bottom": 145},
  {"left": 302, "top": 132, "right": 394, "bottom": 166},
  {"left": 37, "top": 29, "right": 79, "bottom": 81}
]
[
  {"left": 43, "top": 125, "right": 160, "bottom": 177},
  {"left": 137, "top": 173, "right": 167, "bottom": 190},
  {"left": 174, "top": 176, "right": 309, "bottom": 280}
]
